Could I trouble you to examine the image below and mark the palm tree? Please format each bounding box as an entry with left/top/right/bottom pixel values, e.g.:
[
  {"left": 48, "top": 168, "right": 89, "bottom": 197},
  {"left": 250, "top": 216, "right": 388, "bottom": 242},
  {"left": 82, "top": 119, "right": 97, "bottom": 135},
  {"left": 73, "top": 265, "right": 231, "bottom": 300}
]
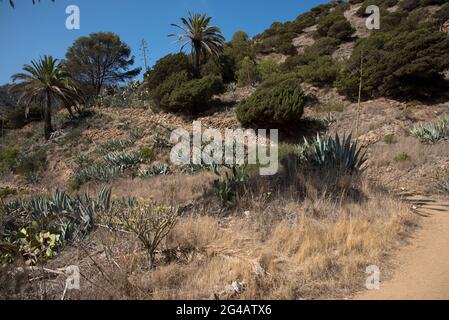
[
  {"left": 2, "top": 0, "right": 54, "bottom": 8},
  {"left": 10, "top": 55, "right": 75, "bottom": 140},
  {"left": 169, "top": 13, "right": 225, "bottom": 76}
]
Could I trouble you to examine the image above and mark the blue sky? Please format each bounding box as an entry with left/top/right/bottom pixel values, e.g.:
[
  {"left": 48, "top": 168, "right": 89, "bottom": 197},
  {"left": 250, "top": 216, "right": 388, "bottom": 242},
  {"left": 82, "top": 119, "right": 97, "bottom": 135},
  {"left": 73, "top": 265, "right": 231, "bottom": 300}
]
[{"left": 0, "top": 0, "right": 329, "bottom": 84}]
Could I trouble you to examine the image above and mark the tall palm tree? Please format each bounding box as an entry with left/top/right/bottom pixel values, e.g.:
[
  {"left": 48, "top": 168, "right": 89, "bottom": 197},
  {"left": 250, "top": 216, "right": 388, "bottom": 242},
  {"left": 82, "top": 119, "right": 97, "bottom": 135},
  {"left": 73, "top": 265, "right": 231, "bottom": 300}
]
[
  {"left": 10, "top": 55, "right": 75, "bottom": 140},
  {"left": 169, "top": 13, "right": 225, "bottom": 75},
  {"left": 2, "top": 0, "right": 54, "bottom": 8}
]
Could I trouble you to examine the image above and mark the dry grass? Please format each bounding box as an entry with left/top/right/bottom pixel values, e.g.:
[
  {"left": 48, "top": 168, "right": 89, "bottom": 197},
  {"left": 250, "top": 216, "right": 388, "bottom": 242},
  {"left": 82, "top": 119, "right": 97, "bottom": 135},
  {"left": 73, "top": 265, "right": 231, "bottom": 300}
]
[
  {"left": 34, "top": 174, "right": 416, "bottom": 301},
  {"left": 370, "top": 136, "right": 449, "bottom": 170}
]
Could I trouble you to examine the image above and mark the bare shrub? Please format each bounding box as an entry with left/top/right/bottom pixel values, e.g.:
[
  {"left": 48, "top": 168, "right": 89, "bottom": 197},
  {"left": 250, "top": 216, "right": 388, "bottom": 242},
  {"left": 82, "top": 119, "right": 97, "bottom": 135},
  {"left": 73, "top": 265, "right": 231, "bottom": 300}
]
[{"left": 112, "top": 203, "right": 178, "bottom": 267}]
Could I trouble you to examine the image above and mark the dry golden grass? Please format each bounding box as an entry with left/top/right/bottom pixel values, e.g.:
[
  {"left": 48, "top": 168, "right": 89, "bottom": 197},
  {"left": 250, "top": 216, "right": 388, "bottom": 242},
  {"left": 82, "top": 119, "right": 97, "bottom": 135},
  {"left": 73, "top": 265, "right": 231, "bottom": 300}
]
[
  {"left": 48, "top": 175, "right": 416, "bottom": 301},
  {"left": 370, "top": 136, "right": 449, "bottom": 170}
]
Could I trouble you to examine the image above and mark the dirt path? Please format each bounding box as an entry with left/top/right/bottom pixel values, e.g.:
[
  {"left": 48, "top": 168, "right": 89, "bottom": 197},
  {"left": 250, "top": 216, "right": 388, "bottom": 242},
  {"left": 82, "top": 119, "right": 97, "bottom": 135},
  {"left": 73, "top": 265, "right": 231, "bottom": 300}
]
[{"left": 355, "top": 195, "right": 449, "bottom": 300}]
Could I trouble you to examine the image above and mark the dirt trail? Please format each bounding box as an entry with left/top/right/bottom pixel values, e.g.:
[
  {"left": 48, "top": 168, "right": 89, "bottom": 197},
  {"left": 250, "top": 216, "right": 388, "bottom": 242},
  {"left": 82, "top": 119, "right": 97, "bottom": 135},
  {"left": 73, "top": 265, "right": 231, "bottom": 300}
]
[{"left": 355, "top": 195, "right": 449, "bottom": 300}]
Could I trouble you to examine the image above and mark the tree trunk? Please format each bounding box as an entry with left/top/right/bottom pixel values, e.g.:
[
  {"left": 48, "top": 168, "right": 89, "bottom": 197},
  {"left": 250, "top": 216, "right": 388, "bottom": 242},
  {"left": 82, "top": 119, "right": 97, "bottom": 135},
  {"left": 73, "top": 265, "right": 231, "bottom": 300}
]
[
  {"left": 44, "top": 91, "right": 53, "bottom": 140},
  {"left": 193, "top": 42, "right": 202, "bottom": 78}
]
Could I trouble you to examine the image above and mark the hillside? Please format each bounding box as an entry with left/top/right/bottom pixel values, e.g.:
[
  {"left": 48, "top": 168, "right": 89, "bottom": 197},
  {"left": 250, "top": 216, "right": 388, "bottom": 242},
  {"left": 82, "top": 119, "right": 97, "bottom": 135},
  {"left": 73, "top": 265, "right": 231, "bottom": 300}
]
[
  {"left": 0, "top": 85, "right": 17, "bottom": 114},
  {"left": 1, "top": 0, "right": 449, "bottom": 301}
]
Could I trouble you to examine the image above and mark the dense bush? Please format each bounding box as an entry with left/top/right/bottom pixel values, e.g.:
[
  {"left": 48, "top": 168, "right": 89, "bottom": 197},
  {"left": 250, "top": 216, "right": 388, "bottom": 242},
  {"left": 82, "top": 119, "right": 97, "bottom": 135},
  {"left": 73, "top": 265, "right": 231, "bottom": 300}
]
[
  {"left": 281, "top": 37, "right": 340, "bottom": 72},
  {"left": 153, "top": 74, "right": 224, "bottom": 114},
  {"left": 151, "top": 71, "right": 190, "bottom": 110},
  {"left": 201, "top": 51, "right": 236, "bottom": 84},
  {"left": 2, "top": 106, "right": 42, "bottom": 129},
  {"left": 145, "top": 53, "right": 193, "bottom": 91},
  {"left": 236, "top": 57, "right": 260, "bottom": 87},
  {"left": 237, "top": 74, "right": 306, "bottom": 129},
  {"left": 433, "top": 3, "right": 449, "bottom": 29},
  {"left": 257, "top": 59, "right": 281, "bottom": 82},
  {"left": 336, "top": 28, "right": 449, "bottom": 100},
  {"left": 356, "top": 0, "right": 399, "bottom": 17},
  {"left": 399, "top": 0, "right": 421, "bottom": 11},
  {"left": 253, "top": 21, "right": 297, "bottom": 55},
  {"left": 297, "top": 56, "right": 339, "bottom": 86},
  {"left": 315, "top": 12, "right": 355, "bottom": 42}
]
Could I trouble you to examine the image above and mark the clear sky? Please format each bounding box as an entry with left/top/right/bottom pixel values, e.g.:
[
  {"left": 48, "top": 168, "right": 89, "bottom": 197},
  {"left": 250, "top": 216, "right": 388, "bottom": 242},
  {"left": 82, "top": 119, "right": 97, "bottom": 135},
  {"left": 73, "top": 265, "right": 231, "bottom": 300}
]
[{"left": 0, "top": 0, "right": 329, "bottom": 84}]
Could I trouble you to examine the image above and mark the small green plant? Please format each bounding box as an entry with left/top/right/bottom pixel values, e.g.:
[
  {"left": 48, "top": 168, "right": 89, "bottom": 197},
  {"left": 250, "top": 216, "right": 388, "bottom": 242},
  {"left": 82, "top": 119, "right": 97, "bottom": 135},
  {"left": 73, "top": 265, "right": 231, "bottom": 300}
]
[
  {"left": 211, "top": 165, "right": 248, "bottom": 207},
  {"left": 0, "top": 146, "right": 20, "bottom": 172},
  {"left": 384, "top": 134, "right": 397, "bottom": 145},
  {"left": 410, "top": 117, "right": 449, "bottom": 144},
  {"left": 140, "top": 147, "right": 155, "bottom": 161},
  {"left": 0, "top": 188, "right": 17, "bottom": 199},
  {"left": 394, "top": 152, "right": 411, "bottom": 162}
]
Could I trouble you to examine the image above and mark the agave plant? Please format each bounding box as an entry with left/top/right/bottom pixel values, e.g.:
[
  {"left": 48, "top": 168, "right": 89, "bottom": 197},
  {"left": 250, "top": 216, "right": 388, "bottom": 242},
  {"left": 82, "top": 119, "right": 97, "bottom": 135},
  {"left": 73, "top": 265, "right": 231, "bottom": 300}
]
[
  {"left": 137, "top": 164, "right": 170, "bottom": 178},
  {"left": 302, "top": 133, "right": 367, "bottom": 172},
  {"left": 410, "top": 117, "right": 449, "bottom": 144},
  {"left": 96, "top": 139, "right": 132, "bottom": 155},
  {"left": 74, "top": 162, "right": 120, "bottom": 185},
  {"left": 103, "top": 151, "right": 144, "bottom": 169},
  {"left": 439, "top": 179, "right": 449, "bottom": 194}
]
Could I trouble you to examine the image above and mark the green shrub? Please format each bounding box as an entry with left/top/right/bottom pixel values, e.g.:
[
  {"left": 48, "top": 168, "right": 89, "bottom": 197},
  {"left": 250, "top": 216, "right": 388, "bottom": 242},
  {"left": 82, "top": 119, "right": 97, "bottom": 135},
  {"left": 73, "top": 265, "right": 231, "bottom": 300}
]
[
  {"left": 394, "top": 152, "right": 411, "bottom": 162},
  {"left": 167, "top": 75, "right": 224, "bottom": 114},
  {"left": 2, "top": 106, "right": 42, "bottom": 129},
  {"left": 383, "top": 134, "right": 397, "bottom": 144},
  {"left": 307, "top": 37, "right": 340, "bottom": 56},
  {"left": 297, "top": 56, "right": 339, "bottom": 86},
  {"left": 253, "top": 22, "right": 297, "bottom": 55},
  {"left": 140, "top": 147, "right": 155, "bottom": 161},
  {"left": 237, "top": 74, "right": 306, "bottom": 129},
  {"left": 236, "top": 57, "right": 260, "bottom": 87},
  {"left": 315, "top": 12, "right": 355, "bottom": 42},
  {"left": 0, "top": 146, "right": 20, "bottom": 171},
  {"left": 433, "top": 4, "right": 449, "bottom": 29},
  {"left": 336, "top": 29, "right": 449, "bottom": 100},
  {"left": 356, "top": 0, "right": 399, "bottom": 17},
  {"left": 0, "top": 187, "right": 17, "bottom": 199},
  {"left": 257, "top": 59, "right": 281, "bottom": 82},
  {"left": 1, "top": 147, "right": 46, "bottom": 180},
  {"left": 151, "top": 71, "right": 190, "bottom": 110},
  {"left": 201, "top": 51, "right": 236, "bottom": 84},
  {"left": 145, "top": 53, "right": 193, "bottom": 91},
  {"left": 399, "top": 0, "right": 421, "bottom": 11},
  {"left": 152, "top": 72, "right": 223, "bottom": 114}
]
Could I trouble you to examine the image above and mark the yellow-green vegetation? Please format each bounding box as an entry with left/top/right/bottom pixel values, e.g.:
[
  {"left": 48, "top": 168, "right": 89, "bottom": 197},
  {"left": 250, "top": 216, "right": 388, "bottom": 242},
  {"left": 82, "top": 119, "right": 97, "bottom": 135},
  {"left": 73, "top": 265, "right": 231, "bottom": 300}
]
[{"left": 394, "top": 152, "right": 412, "bottom": 162}]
